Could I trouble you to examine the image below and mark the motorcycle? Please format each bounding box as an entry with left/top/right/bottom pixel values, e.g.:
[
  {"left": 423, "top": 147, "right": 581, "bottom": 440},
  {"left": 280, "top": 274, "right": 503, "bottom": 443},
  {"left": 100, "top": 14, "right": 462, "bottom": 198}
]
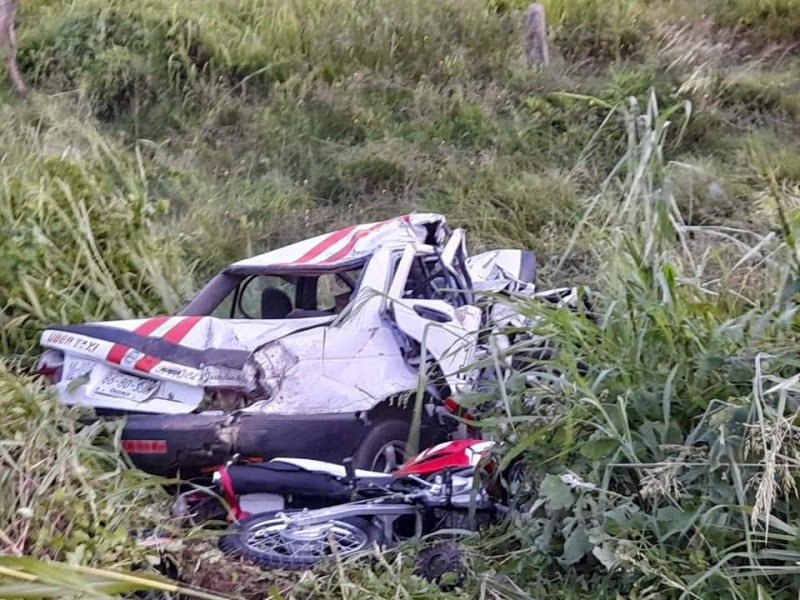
[{"left": 206, "top": 439, "right": 504, "bottom": 571}]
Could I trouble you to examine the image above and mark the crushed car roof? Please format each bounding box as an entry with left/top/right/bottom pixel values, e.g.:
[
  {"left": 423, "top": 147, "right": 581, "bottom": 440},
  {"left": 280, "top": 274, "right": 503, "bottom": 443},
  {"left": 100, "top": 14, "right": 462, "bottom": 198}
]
[{"left": 227, "top": 213, "right": 447, "bottom": 271}]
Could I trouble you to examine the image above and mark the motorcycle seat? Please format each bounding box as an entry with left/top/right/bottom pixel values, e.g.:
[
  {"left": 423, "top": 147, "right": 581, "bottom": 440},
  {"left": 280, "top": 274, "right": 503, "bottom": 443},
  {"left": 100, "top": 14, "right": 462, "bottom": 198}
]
[
  {"left": 268, "top": 457, "right": 393, "bottom": 487},
  {"left": 224, "top": 459, "right": 393, "bottom": 497}
]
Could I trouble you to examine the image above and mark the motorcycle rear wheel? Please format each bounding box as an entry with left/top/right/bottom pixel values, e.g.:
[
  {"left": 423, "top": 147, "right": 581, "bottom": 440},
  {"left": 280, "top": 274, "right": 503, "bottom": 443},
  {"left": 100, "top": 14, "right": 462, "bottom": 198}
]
[{"left": 219, "top": 511, "right": 378, "bottom": 570}]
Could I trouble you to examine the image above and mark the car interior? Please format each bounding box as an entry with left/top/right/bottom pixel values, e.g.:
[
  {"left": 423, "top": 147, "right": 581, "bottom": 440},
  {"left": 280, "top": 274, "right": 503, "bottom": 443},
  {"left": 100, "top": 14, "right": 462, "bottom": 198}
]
[
  {"left": 227, "top": 270, "right": 361, "bottom": 320},
  {"left": 403, "top": 256, "right": 466, "bottom": 307}
]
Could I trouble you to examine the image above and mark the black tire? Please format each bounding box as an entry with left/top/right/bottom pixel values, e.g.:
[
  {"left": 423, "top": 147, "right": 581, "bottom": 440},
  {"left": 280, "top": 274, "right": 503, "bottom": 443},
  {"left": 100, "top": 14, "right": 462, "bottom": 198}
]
[
  {"left": 414, "top": 540, "right": 465, "bottom": 589},
  {"left": 188, "top": 496, "right": 227, "bottom": 525},
  {"left": 352, "top": 419, "right": 410, "bottom": 472},
  {"left": 219, "top": 511, "right": 378, "bottom": 570}
]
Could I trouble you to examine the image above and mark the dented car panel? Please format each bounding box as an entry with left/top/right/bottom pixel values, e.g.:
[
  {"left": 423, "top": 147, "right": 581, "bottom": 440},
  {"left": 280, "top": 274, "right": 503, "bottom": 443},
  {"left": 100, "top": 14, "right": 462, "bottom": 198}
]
[
  {"left": 38, "top": 212, "right": 568, "bottom": 418},
  {"left": 226, "top": 212, "right": 448, "bottom": 271},
  {"left": 244, "top": 325, "right": 418, "bottom": 415},
  {"left": 39, "top": 316, "right": 324, "bottom": 414}
]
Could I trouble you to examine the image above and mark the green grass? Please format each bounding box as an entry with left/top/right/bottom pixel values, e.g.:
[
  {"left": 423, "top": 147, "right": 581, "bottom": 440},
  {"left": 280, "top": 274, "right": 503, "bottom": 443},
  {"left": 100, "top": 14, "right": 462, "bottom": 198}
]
[
  {"left": 0, "top": 103, "right": 194, "bottom": 364},
  {"left": 712, "top": 0, "right": 800, "bottom": 42},
  {"left": 3, "top": 0, "right": 800, "bottom": 598},
  {"left": 0, "top": 366, "right": 170, "bottom": 564}
]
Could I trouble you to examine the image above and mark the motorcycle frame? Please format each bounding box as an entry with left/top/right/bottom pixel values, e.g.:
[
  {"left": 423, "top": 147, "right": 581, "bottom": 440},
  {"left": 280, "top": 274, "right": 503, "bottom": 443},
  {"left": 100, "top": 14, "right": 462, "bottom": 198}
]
[{"left": 273, "top": 498, "right": 423, "bottom": 542}]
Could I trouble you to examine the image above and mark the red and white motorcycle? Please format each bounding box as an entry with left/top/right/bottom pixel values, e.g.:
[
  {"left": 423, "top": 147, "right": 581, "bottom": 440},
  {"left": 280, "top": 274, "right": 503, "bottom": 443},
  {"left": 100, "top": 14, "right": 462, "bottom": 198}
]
[{"left": 205, "top": 439, "right": 504, "bottom": 572}]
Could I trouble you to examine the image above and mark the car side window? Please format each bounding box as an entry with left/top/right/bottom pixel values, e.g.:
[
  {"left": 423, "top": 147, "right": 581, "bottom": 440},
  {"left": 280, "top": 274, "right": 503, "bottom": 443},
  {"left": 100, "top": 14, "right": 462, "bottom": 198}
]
[
  {"left": 234, "top": 275, "right": 296, "bottom": 319},
  {"left": 317, "top": 269, "right": 361, "bottom": 312},
  {"left": 210, "top": 290, "right": 235, "bottom": 318}
]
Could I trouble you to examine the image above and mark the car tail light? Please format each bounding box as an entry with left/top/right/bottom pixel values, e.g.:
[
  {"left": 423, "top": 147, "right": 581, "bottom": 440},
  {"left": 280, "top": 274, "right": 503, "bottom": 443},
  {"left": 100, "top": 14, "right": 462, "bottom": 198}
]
[
  {"left": 36, "top": 350, "right": 64, "bottom": 384},
  {"left": 122, "top": 439, "right": 168, "bottom": 454}
]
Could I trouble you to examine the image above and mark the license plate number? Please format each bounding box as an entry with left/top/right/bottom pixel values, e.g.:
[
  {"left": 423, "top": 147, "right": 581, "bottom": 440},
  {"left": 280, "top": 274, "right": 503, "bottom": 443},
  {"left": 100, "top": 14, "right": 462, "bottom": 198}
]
[{"left": 91, "top": 369, "right": 160, "bottom": 403}]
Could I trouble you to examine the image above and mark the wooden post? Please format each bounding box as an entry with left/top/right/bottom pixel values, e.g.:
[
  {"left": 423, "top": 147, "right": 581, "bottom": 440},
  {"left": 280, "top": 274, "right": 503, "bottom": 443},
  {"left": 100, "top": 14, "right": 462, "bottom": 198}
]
[
  {"left": 0, "top": 0, "right": 27, "bottom": 97},
  {"left": 525, "top": 3, "right": 549, "bottom": 67}
]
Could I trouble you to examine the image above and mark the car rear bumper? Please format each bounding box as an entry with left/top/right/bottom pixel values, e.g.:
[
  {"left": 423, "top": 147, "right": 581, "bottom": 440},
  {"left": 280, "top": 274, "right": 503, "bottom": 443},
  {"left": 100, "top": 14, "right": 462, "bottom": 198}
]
[{"left": 118, "top": 411, "right": 372, "bottom": 478}]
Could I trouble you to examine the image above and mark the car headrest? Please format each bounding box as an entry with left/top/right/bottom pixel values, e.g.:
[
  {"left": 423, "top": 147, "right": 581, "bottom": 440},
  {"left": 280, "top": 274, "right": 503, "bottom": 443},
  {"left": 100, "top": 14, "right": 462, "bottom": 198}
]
[{"left": 260, "top": 287, "right": 292, "bottom": 319}]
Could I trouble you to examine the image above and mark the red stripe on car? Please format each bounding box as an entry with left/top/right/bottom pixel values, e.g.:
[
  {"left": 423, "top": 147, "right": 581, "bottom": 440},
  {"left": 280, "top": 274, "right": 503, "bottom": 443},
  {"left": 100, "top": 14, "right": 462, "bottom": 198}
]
[
  {"left": 106, "top": 344, "right": 129, "bottom": 364},
  {"left": 132, "top": 355, "right": 161, "bottom": 373},
  {"left": 106, "top": 317, "right": 170, "bottom": 364},
  {"left": 132, "top": 316, "right": 202, "bottom": 372},
  {"left": 292, "top": 226, "right": 356, "bottom": 264},
  {"left": 319, "top": 220, "right": 390, "bottom": 264},
  {"left": 161, "top": 315, "right": 203, "bottom": 343}
]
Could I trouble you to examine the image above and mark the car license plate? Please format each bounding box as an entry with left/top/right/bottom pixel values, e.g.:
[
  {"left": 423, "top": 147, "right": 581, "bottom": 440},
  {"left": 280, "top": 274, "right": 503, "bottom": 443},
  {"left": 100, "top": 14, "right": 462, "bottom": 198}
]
[{"left": 90, "top": 369, "right": 160, "bottom": 403}]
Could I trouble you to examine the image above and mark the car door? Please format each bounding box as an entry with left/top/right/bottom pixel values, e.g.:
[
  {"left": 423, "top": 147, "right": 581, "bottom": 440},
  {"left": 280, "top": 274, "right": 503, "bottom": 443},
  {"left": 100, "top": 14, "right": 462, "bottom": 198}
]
[{"left": 385, "top": 234, "right": 482, "bottom": 394}]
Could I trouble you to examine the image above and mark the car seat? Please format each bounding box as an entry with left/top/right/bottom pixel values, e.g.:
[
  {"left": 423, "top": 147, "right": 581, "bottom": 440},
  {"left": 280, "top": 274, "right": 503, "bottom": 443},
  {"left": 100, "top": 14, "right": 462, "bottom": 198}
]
[{"left": 260, "top": 287, "right": 293, "bottom": 319}]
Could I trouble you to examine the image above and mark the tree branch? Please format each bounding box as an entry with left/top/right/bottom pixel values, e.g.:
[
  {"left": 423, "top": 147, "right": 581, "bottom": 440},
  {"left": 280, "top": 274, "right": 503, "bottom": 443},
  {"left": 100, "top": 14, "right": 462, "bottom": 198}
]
[{"left": 0, "top": 0, "right": 27, "bottom": 97}]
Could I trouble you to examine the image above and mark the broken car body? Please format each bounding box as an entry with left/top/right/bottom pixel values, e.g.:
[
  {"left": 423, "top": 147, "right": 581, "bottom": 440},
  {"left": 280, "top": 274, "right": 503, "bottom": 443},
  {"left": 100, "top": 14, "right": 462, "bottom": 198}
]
[{"left": 37, "top": 213, "right": 579, "bottom": 474}]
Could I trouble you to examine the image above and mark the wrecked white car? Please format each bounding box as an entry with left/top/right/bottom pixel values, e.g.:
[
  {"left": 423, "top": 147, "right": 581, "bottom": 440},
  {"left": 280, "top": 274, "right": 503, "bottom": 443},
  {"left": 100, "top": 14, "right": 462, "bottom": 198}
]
[{"left": 37, "top": 213, "right": 579, "bottom": 476}]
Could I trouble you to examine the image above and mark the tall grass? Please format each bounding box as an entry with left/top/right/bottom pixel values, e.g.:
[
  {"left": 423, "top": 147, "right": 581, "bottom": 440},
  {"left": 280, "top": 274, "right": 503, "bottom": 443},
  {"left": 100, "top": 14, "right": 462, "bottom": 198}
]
[
  {"left": 18, "top": 0, "right": 519, "bottom": 103},
  {"left": 0, "top": 365, "right": 170, "bottom": 565},
  {"left": 712, "top": 0, "right": 800, "bottom": 42},
  {"left": 0, "top": 102, "right": 194, "bottom": 363},
  {"left": 466, "top": 92, "right": 800, "bottom": 598}
]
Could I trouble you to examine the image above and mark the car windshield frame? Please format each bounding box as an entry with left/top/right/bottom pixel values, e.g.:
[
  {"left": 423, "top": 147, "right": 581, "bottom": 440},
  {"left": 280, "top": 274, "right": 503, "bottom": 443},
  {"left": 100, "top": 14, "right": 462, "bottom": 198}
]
[{"left": 179, "top": 257, "right": 371, "bottom": 318}]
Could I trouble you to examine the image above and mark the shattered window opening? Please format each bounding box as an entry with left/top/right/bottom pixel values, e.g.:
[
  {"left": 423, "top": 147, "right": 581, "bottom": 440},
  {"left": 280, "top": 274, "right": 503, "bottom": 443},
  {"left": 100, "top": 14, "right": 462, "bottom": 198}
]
[
  {"left": 206, "top": 268, "right": 367, "bottom": 320},
  {"left": 404, "top": 256, "right": 463, "bottom": 306},
  {"left": 235, "top": 275, "right": 297, "bottom": 319},
  {"left": 317, "top": 269, "right": 363, "bottom": 312}
]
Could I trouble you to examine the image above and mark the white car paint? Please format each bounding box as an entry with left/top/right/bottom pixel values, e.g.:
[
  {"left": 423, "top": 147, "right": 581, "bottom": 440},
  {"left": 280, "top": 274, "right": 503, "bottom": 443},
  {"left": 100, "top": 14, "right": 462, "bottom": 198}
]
[{"left": 38, "top": 213, "right": 578, "bottom": 416}]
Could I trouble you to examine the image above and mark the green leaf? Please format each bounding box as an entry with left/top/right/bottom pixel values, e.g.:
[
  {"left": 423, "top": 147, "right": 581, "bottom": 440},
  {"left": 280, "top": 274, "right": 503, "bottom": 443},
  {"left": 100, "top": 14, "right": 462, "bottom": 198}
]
[
  {"left": 591, "top": 543, "right": 618, "bottom": 570},
  {"left": 559, "top": 526, "right": 593, "bottom": 566},
  {"left": 540, "top": 474, "right": 574, "bottom": 511},
  {"left": 655, "top": 505, "right": 694, "bottom": 541},
  {"left": 579, "top": 438, "right": 618, "bottom": 459},
  {"left": 0, "top": 583, "right": 93, "bottom": 598}
]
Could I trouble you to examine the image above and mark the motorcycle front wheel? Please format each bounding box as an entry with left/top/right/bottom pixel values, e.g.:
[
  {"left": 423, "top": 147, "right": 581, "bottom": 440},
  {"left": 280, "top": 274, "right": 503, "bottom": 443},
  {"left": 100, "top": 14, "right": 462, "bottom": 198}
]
[{"left": 219, "top": 512, "right": 378, "bottom": 570}]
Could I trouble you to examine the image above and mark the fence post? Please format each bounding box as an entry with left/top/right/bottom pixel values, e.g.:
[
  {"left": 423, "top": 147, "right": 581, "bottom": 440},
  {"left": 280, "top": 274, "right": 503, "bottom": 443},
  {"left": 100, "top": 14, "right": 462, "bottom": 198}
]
[{"left": 525, "top": 3, "right": 550, "bottom": 67}]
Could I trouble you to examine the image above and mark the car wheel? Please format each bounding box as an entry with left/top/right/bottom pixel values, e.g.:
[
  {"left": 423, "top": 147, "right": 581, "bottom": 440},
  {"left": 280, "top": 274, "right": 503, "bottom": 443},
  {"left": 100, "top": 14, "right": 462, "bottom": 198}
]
[{"left": 352, "top": 420, "right": 410, "bottom": 473}]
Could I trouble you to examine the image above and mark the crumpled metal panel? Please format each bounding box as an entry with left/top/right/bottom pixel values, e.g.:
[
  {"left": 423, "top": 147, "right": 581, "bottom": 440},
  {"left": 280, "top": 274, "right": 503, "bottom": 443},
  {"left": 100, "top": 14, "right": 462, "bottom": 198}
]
[
  {"left": 244, "top": 315, "right": 418, "bottom": 415},
  {"left": 231, "top": 213, "right": 448, "bottom": 270},
  {"left": 38, "top": 215, "right": 583, "bottom": 417}
]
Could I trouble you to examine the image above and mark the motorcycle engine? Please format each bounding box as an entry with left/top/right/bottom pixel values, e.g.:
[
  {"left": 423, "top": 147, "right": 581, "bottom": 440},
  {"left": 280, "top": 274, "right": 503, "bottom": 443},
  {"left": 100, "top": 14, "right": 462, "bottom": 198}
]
[{"left": 435, "top": 509, "right": 494, "bottom": 530}]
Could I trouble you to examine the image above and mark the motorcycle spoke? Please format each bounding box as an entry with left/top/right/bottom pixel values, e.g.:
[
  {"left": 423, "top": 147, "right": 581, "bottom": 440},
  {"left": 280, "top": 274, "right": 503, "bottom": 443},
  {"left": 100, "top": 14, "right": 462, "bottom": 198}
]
[
  {"left": 242, "top": 519, "right": 369, "bottom": 559},
  {"left": 247, "top": 528, "right": 286, "bottom": 554}
]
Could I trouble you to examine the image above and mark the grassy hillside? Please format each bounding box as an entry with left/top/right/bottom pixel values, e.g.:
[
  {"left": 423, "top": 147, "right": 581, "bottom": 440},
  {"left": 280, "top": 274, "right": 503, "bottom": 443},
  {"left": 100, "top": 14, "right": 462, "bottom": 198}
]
[{"left": 2, "top": 0, "right": 800, "bottom": 597}]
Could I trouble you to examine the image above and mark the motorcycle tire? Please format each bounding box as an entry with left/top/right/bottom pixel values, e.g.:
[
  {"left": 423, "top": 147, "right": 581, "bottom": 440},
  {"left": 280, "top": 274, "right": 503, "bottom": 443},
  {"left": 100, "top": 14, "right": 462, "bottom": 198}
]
[{"left": 219, "top": 511, "right": 379, "bottom": 570}]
